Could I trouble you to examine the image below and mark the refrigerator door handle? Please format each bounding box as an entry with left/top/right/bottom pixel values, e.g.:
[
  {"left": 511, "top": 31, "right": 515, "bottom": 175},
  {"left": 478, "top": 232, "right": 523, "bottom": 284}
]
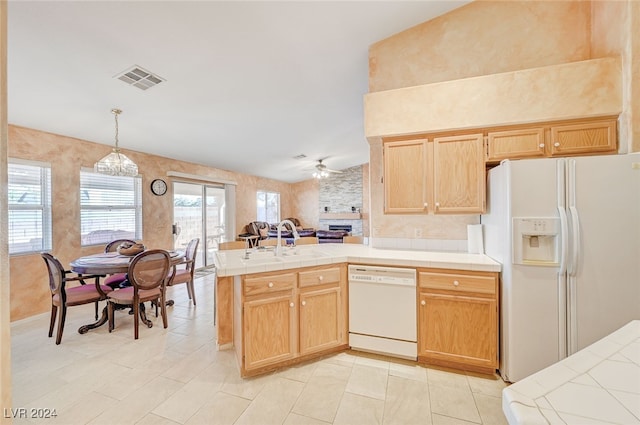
[
  {"left": 568, "top": 206, "right": 580, "bottom": 276},
  {"left": 558, "top": 206, "right": 569, "bottom": 276}
]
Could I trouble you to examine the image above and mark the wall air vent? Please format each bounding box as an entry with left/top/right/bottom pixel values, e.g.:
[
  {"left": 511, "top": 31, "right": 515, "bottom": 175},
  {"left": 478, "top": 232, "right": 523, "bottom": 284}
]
[{"left": 114, "top": 65, "right": 165, "bottom": 91}]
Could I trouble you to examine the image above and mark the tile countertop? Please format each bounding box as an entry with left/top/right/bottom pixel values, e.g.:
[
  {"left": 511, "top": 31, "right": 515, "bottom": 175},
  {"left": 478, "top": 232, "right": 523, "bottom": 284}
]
[
  {"left": 502, "top": 320, "right": 640, "bottom": 425},
  {"left": 213, "top": 243, "right": 501, "bottom": 277}
]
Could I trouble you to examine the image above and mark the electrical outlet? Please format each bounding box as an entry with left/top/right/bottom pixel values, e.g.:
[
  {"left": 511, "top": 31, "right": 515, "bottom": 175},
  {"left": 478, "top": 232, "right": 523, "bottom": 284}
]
[{"left": 414, "top": 228, "right": 422, "bottom": 238}]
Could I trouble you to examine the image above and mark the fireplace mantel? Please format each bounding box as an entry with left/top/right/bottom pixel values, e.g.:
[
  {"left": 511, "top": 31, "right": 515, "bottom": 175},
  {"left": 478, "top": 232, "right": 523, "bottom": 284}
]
[{"left": 320, "top": 212, "right": 362, "bottom": 220}]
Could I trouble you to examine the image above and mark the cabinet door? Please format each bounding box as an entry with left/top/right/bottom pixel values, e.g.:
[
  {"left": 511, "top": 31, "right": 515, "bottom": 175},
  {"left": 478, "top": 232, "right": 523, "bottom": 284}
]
[
  {"left": 419, "top": 292, "right": 497, "bottom": 369},
  {"left": 244, "top": 292, "right": 296, "bottom": 371},
  {"left": 486, "top": 128, "right": 546, "bottom": 162},
  {"left": 299, "top": 287, "right": 341, "bottom": 356},
  {"left": 550, "top": 119, "right": 616, "bottom": 156},
  {"left": 383, "top": 139, "right": 428, "bottom": 213},
  {"left": 432, "top": 134, "right": 485, "bottom": 214}
]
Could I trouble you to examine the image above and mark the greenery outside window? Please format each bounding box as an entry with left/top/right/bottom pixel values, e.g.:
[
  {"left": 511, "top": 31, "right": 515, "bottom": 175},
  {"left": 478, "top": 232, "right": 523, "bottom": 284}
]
[
  {"left": 257, "top": 191, "right": 280, "bottom": 223},
  {"left": 8, "top": 159, "right": 52, "bottom": 255},
  {"left": 80, "top": 170, "right": 142, "bottom": 246}
]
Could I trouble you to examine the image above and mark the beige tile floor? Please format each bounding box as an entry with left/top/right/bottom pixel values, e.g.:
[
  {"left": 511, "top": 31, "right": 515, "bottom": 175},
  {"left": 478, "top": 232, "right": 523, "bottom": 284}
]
[{"left": 10, "top": 272, "right": 509, "bottom": 425}]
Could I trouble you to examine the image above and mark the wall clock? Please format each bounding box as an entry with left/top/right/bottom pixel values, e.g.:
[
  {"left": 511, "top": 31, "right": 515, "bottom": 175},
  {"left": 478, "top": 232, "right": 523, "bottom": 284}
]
[{"left": 150, "top": 179, "right": 168, "bottom": 196}]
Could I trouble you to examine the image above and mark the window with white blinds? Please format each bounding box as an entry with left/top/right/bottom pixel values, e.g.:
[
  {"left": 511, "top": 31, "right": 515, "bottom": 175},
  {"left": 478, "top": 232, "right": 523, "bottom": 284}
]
[
  {"left": 8, "top": 159, "right": 52, "bottom": 255},
  {"left": 256, "top": 190, "right": 280, "bottom": 223},
  {"left": 80, "top": 170, "right": 142, "bottom": 246}
]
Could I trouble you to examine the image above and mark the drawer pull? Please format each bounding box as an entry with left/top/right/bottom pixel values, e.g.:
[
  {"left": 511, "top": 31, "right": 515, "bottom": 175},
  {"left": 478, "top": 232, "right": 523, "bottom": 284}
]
[
  {"left": 421, "top": 300, "right": 426, "bottom": 306},
  {"left": 318, "top": 275, "right": 324, "bottom": 281},
  {"left": 453, "top": 280, "right": 459, "bottom": 286},
  {"left": 301, "top": 300, "right": 306, "bottom": 306},
  {"left": 554, "top": 142, "right": 560, "bottom": 147},
  {"left": 289, "top": 302, "right": 294, "bottom": 308},
  {"left": 268, "top": 282, "right": 274, "bottom": 288}
]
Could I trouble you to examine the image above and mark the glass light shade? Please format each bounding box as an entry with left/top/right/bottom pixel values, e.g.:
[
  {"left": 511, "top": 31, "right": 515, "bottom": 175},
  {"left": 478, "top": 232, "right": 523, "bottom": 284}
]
[
  {"left": 313, "top": 170, "right": 329, "bottom": 179},
  {"left": 94, "top": 149, "right": 139, "bottom": 177}
]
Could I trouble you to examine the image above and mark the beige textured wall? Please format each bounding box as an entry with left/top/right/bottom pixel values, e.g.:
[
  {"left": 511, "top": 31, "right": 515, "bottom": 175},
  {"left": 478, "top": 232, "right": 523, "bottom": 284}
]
[
  {"left": 291, "top": 178, "right": 319, "bottom": 230},
  {"left": 8, "top": 125, "right": 297, "bottom": 321},
  {"left": 0, "top": 0, "right": 12, "bottom": 419},
  {"left": 367, "top": 0, "right": 638, "bottom": 240},
  {"left": 591, "top": 0, "right": 638, "bottom": 153},
  {"left": 369, "top": 1, "right": 591, "bottom": 92}
]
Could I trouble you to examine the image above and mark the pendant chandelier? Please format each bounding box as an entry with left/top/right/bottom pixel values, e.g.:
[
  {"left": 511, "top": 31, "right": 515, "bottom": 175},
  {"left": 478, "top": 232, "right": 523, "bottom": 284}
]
[{"left": 94, "top": 108, "right": 139, "bottom": 177}]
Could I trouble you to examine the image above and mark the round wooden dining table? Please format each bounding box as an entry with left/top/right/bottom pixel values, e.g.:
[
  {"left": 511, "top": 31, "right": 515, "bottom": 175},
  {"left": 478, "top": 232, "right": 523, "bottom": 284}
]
[{"left": 70, "top": 250, "right": 185, "bottom": 334}]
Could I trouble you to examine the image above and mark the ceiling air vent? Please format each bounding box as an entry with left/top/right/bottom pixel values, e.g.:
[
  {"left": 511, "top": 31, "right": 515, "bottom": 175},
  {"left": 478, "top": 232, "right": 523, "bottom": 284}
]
[
  {"left": 293, "top": 154, "right": 307, "bottom": 160},
  {"left": 114, "top": 65, "right": 165, "bottom": 91}
]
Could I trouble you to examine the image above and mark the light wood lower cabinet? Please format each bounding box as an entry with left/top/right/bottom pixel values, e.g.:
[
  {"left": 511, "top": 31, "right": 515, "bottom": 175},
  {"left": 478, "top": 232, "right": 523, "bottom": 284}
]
[
  {"left": 236, "top": 264, "right": 347, "bottom": 376},
  {"left": 418, "top": 269, "right": 499, "bottom": 373},
  {"left": 299, "top": 286, "right": 341, "bottom": 356},
  {"left": 244, "top": 292, "right": 296, "bottom": 371}
]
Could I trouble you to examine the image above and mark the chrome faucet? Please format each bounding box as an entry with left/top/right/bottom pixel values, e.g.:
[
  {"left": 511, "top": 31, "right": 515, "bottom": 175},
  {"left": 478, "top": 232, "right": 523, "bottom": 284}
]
[{"left": 275, "top": 219, "right": 300, "bottom": 256}]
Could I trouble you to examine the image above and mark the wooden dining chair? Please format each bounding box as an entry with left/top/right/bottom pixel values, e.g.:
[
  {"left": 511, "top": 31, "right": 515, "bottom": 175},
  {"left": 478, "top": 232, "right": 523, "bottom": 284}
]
[
  {"left": 168, "top": 238, "right": 199, "bottom": 305},
  {"left": 295, "top": 237, "right": 319, "bottom": 245},
  {"left": 343, "top": 236, "right": 364, "bottom": 244},
  {"left": 103, "top": 239, "right": 137, "bottom": 289},
  {"left": 41, "top": 253, "right": 112, "bottom": 344},
  {"left": 107, "top": 249, "right": 171, "bottom": 339},
  {"left": 218, "top": 240, "right": 247, "bottom": 250}
]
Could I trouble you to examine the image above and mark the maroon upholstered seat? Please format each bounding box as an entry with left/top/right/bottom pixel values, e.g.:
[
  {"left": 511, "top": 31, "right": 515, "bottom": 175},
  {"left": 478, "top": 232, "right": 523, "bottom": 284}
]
[
  {"left": 103, "top": 239, "right": 136, "bottom": 289},
  {"left": 41, "top": 253, "right": 112, "bottom": 344}
]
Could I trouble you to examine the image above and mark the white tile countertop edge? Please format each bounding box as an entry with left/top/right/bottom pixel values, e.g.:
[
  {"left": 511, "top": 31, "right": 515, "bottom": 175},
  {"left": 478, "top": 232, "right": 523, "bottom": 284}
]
[
  {"left": 502, "top": 320, "right": 640, "bottom": 425},
  {"left": 213, "top": 243, "right": 502, "bottom": 277}
]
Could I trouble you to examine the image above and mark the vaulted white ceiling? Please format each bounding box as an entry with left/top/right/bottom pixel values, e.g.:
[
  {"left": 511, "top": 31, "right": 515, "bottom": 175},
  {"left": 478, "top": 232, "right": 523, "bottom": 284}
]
[{"left": 7, "top": 1, "right": 469, "bottom": 182}]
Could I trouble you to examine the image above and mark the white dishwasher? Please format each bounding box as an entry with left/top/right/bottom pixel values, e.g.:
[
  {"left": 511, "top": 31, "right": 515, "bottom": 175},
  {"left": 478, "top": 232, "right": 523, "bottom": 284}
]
[{"left": 348, "top": 265, "right": 417, "bottom": 360}]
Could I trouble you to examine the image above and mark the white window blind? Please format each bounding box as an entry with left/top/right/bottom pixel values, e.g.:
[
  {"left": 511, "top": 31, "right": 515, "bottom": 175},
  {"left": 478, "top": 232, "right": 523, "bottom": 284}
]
[
  {"left": 80, "top": 170, "right": 142, "bottom": 246},
  {"left": 8, "top": 159, "right": 52, "bottom": 255},
  {"left": 256, "top": 191, "right": 280, "bottom": 223}
]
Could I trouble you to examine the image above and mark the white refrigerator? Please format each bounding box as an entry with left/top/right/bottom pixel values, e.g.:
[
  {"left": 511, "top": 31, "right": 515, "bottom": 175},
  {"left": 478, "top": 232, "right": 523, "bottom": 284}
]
[{"left": 482, "top": 153, "right": 640, "bottom": 383}]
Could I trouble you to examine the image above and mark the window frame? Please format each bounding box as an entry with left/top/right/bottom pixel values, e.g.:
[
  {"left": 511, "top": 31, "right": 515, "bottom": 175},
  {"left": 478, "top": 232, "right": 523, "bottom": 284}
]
[
  {"left": 256, "top": 190, "right": 280, "bottom": 224},
  {"left": 79, "top": 169, "right": 143, "bottom": 247},
  {"left": 7, "top": 158, "right": 53, "bottom": 255}
]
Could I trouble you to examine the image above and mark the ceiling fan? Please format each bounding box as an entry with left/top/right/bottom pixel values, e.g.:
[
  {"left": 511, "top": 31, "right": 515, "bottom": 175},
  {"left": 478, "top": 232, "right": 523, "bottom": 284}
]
[{"left": 313, "top": 159, "right": 342, "bottom": 179}]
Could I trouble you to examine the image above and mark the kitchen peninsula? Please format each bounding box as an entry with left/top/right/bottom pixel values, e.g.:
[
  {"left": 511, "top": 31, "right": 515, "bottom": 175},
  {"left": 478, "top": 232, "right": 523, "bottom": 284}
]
[{"left": 214, "top": 243, "right": 501, "bottom": 377}]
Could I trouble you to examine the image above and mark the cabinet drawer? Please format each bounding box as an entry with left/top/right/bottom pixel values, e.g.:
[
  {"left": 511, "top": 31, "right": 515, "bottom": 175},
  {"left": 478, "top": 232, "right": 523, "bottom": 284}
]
[
  {"left": 299, "top": 267, "right": 341, "bottom": 288},
  {"left": 244, "top": 272, "right": 296, "bottom": 296},
  {"left": 419, "top": 272, "right": 495, "bottom": 295}
]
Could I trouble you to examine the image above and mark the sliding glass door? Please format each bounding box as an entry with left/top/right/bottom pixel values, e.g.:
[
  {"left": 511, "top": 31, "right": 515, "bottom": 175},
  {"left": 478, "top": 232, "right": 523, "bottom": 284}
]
[{"left": 173, "top": 181, "right": 226, "bottom": 268}]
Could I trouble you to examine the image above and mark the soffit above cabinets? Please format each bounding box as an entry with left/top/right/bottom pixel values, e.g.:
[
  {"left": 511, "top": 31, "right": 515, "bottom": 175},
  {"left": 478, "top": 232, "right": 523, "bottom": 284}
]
[{"left": 364, "top": 57, "right": 622, "bottom": 141}]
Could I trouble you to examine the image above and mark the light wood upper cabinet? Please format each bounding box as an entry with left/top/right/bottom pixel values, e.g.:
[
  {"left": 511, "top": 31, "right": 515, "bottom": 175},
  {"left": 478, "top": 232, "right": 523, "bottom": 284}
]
[
  {"left": 433, "top": 134, "right": 485, "bottom": 214},
  {"left": 486, "top": 117, "right": 617, "bottom": 163},
  {"left": 383, "top": 135, "right": 485, "bottom": 214},
  {"left": 486, "top": 127, "right": 546, "bottom": 162},
  {"left": 383, "top": 139, "right": 428, "bottom": 213},
  {"left": 418, "top": 269, "right": 499, "bottom": 373},
  {"left": 549, "top": 119, "right": 616, "bottom": 156}
]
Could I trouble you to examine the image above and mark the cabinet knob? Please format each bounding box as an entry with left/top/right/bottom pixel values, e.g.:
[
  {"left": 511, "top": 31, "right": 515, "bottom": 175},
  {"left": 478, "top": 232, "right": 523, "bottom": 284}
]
[
  {"left": 421, "top": 300, "right": 426, "bottom": 306},
  {"left": 318, "top": 275, "right": 323, "bottom": 281},
  {"left": 453, "top": 280, "right": 459, "bottom": 286},
  {"left": 539, "top": 143, "right": 545, "bottom": 148},
  {"left": 435, "top": 202, "right": 440, "bottom": 208},
  {"left": 301, "top": 300, "right": 306, "bottom": 306},
  {"left": 423, "top": 202, "right": 428, "bottom": 208},
  {"left": 289, "top": 302, "right": 294, "bottom": 308},
  {"left": 268, "top": 282, "right": 274, "bottom": 288},
  {"left": 554, "top": 142, "right": 560, "bottom": 147}
]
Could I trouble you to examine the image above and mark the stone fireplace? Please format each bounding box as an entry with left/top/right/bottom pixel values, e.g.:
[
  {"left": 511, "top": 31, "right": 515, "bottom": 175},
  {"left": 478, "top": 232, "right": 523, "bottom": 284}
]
[{"left": 318, "top": 165, "right": 364, "bottom": 235}]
